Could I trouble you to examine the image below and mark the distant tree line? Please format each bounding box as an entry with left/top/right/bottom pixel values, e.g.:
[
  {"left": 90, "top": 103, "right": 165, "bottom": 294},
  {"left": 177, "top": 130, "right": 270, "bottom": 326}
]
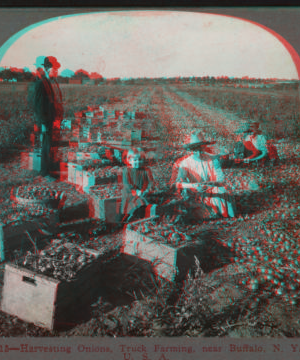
[{"left": 0, "top": 67, "right": 298, "bottom": 90}]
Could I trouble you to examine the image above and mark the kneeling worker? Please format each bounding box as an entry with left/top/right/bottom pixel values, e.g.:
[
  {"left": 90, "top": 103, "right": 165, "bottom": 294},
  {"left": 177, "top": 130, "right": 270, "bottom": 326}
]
[{"left": 175, "top": 131, "right": 236, "bottom": 221}]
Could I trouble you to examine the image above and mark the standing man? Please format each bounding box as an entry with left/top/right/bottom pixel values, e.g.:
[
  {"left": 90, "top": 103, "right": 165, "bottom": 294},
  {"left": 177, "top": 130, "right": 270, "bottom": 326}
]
[{"left": 33, "top": 56, "right": 63, "bottom": 176}]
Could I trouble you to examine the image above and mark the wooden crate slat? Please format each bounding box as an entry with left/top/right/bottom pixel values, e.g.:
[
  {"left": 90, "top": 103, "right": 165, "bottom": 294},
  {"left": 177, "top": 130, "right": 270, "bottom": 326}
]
[
  {"left": 122, "top": 217, "right": 194, "bottom": 282},
  {"left": 124, "top": 229, "right": 177, "bottom": 267},
  {"left": 89, "top": 195, "right": 122, "bottom": 223},
  {"left": 76, "top": 152, "right": 101, "bottom": 161},
  {"left": 1, "top": 250, "right": 103, "bottom": 331},
  {"left": 1, "top": 264, "right": 60, "bottom": 330}
]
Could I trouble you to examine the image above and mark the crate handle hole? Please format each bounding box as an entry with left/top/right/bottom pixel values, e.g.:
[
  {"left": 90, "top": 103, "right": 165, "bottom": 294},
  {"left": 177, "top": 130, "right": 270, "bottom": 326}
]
[{"left": 22, "top": 276, "right": 36, "bottom": 286}]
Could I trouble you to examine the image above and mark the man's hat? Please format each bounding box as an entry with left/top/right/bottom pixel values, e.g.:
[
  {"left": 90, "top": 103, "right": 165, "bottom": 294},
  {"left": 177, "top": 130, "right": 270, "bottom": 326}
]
[
  {"left": 34, "top": 56, "right": 61, "bottom": 69},
  {"left": 43, "top": 56, "right": 61, "bottom": 69}
]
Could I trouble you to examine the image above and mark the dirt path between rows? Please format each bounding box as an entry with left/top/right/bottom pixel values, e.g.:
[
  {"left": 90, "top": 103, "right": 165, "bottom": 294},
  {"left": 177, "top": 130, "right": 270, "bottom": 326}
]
[{"left": 164, "top": 85, "right": 248, "bottom": 146}]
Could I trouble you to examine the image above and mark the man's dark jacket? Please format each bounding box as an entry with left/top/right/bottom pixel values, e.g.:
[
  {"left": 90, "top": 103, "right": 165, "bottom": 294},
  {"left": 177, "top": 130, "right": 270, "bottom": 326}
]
[{"left": 33, "top": 76, "right": 63, "bottom": 132}]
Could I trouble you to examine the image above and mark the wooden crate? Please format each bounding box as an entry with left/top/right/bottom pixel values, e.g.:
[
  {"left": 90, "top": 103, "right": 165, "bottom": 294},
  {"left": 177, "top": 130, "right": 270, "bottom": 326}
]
[
  {"left": 82, "top": 170, "right": 119, "bottom": 194},
  {"left": 67, "top": 162, "right": 84, "bottom": 188},
  {"left": 79, "top": 126, "right": 91, "bottom": 141},
  {"left": 28, "top": 151, "right": 41, "bottom": 172},
  {"left": 123, "top": 130, "right": 142, "bottom": 142},
  {"left": 78, "top": 141, "right": 95, "bottom": 150},
  {"left": 122, "top": 217, "right": 193, "bottom": 282},
  {"left": 1, "top": 248, "right": 102, "bottom": 330},
  {"left": 75, "top": 165, "right": 84, "bottom": 189},
  {"left": 67, "top": 161, "right": 82, "bottom": 185},
  {"left": 67, "top": 162, "right": 77, "bottom": 184},
  {"left": 0, "top": 212, "right": 59, "bottom": 263},
  {"left": 67, "top": 161, "right": 105, "bottom": 186},
  {"left": 76, "top": 152, "right": 101, "bottom": 161},
  {"left": 90, "top": 127, "right": 102, "bottom": 141},
  {"left": 89, "top": 194, "right": 122, "bottom": 223}
]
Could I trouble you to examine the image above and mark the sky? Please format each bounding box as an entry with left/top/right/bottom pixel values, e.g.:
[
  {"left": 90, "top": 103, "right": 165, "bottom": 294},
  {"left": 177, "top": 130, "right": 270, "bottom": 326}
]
[{"left": 0, "top": 9, "right": 299, "bottom": 79}]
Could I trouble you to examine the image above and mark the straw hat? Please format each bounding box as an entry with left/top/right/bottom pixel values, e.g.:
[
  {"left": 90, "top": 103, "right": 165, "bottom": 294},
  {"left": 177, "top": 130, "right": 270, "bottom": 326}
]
[{"left": 181, "top": 131, "right": 216, "bottom": 151}]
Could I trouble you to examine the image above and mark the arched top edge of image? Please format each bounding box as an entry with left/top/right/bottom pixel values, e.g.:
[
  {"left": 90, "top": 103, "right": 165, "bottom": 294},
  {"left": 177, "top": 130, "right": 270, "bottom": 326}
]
[{"left": 0, "top": 9, "right": 299, "bottom": 79}]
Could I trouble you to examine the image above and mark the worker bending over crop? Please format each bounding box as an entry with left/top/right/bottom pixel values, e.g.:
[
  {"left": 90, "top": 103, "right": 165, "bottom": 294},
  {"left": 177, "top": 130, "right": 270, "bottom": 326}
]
[{"left": 233, "top": 121, "right": 278, "bottom": 166}]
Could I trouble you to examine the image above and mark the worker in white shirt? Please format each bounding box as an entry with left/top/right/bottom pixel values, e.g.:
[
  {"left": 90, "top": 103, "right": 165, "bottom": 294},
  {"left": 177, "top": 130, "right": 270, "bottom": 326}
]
[{"left": 174, "top": 131, "right": 236, "bottom": 221}]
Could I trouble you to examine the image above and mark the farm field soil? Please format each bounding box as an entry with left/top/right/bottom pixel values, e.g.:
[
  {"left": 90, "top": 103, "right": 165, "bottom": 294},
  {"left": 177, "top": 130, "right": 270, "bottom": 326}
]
[{"left": 0, "top": 84, "right": 300, "bottom": 337}]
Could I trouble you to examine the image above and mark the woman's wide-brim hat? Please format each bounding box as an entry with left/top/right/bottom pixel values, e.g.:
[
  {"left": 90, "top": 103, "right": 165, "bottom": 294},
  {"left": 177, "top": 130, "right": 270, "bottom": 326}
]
[
  {"left": 181, "top": 130, "right": 216, "bottom": 151},
  {"left": 182, "top": 141, "right": 216, "bottom": 151}
]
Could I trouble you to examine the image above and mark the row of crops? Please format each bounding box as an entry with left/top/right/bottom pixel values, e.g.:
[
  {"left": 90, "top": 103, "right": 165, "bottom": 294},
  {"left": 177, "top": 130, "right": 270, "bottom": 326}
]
[{"left": 173, "top": 84, "right": 300, "bottom": 140}]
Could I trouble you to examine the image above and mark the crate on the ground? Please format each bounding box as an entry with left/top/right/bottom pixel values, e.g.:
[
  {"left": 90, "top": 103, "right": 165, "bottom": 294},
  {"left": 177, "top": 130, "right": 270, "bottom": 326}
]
[
  {"left": 79, "top": 125, "right": 91, "bottom": 141},
  {"left": 90, "top": 126, "right": 102, "bottom": 142},
  {"left": 67, "top": 161, "right": 87, "bottom": 186},
  {"left": 76, "top": 152, "right": 101, "bottom": 161},
  {"left": 75, "top": 165, "right": 84, "bottom": 189},
  {"left": 67, "top": 162, "right": 77, "bottom": 184},
  {"left": 82, "top": 169, "right": 120, "bottom": 194},
  {"left": 67, "top": 160, "right": 108, "bottom": 187},
  {"left": 79, "top": 141, "right": 96, "bottom": 150},
  {"left": 122, "top": 217, "right": 193, "bottom": 282},
  {"left": 1, "top": 247, "right": 103, "bottom": 330},
  {"left": 123, "top": 129, "right": 142, "bottom": 142},
  {"left": 0, "top": 212, "right": 59, "bottom": 263},
  {"left": 88, "top": 184, "right": 122, "bottom": 223},
  {"left": 28, "top": 151, "right": 41, "bottom": 172}
]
